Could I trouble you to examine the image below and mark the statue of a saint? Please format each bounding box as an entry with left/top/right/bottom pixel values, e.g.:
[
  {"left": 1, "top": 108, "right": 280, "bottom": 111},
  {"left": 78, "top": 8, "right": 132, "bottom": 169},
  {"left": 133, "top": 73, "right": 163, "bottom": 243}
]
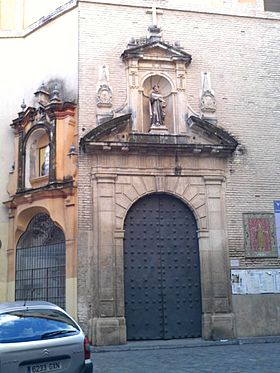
[{"left": 149, "top": 84, "right": 166, "bottom": 126}]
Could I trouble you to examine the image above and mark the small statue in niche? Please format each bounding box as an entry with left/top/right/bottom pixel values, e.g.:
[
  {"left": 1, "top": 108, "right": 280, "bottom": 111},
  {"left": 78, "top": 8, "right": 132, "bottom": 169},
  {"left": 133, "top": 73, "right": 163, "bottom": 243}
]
[
  {"left": 149, "top": 84, "right": 166, "bottom": 126},
  {"left": 96, "top": 64, "right": 113, "bottom": 108}
]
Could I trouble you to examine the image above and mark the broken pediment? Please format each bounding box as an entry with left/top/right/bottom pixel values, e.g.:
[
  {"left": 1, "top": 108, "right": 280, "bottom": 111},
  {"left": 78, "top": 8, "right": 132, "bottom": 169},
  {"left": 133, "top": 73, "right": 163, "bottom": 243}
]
[
  {"left": 187, "top": 116, "right": 238, "bottom": 147},
  {"left": 80, "top": 114, "right": 238, "bottom": 157},
  {"left": 81, "top": 114, "right": 132, "bottom": 144}
]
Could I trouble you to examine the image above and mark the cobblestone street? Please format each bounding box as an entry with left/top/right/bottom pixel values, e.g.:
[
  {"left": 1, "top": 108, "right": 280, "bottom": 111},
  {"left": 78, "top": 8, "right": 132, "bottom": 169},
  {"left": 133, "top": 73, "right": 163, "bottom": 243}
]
[{"left": 92, "top": 339, "right": 280, "bottom": 373}]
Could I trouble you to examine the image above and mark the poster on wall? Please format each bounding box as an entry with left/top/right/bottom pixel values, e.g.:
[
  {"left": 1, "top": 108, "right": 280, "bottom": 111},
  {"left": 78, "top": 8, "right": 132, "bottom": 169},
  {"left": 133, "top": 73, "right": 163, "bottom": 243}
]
[
  {"left": 231, "top": 269, "right": 280, "bottom": 294},
  {"left": 243, "top": 213, "right": 277, "bottom": 258}
]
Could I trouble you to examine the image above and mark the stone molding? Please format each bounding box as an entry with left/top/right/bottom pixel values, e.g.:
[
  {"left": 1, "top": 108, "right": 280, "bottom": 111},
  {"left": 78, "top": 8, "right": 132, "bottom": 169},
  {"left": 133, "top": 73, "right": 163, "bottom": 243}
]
[{"left": 88, "top": 169, "right": 234, "bottom": 344}]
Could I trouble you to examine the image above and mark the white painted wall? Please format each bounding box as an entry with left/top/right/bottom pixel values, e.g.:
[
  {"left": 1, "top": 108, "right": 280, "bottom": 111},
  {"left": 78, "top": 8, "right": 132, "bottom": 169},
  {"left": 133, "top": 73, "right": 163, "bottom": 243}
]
[{"left": 0, "top": 4, "right": 78, "bottom": 301}]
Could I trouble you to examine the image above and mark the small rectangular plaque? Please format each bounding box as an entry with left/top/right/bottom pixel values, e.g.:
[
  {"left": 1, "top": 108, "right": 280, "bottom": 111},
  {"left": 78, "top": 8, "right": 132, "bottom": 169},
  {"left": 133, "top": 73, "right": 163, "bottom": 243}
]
[{"left": 230, "top": 259, "right": 240, "bottom": 267}]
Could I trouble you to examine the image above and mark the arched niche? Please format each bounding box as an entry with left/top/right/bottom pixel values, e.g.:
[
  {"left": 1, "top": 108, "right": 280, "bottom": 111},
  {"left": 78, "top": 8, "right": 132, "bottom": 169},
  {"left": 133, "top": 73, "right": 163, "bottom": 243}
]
[
  {"left": 142, "top": 75, "right": 174, "bottom": 133},
  {"left": 25, "top": 127, "right": 50, "bottom": 188}
]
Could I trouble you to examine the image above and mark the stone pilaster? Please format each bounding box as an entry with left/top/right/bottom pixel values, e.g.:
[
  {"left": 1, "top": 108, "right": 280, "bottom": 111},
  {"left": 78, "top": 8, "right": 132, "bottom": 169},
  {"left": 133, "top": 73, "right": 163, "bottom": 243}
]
[
  {"left": 91, "top": 173, "right": 126, "bottom": 345},
  {"left": 203, "top": 176, "right": 235, "bottom": 340}
]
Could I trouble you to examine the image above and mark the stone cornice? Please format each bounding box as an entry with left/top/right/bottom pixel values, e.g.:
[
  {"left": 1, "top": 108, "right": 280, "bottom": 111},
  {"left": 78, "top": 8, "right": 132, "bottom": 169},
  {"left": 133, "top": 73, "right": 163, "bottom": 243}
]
[
  {"left": 3, "top": 179, "right": 76, "bottom": 209},
  {"left": 80, "top": 113, "right": 238, "bottom": 157},
  {"left": 82, "top": 140, "right": 236, "bottom": 157}
]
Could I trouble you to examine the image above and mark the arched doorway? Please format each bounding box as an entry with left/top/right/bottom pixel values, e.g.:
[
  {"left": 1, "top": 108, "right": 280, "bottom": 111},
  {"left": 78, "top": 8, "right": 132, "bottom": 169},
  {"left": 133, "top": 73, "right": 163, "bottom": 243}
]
[
  {"left": 124, "top": 193, "right": 202, "bottom": 340},
  {"left": 15, "top": 213, "right": 66, "bottom": 309}
]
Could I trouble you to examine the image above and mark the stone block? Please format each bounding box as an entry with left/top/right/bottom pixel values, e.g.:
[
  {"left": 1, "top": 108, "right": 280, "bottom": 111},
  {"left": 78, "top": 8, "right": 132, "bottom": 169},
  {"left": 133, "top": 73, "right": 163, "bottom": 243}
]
[
  {"left": 115, "top": 193, "right": 132, "bottom": 210},
  {"left": 98, "top": 197, "right": 113, "bottom": 212},
  {"left": 123, "top": 184, "right": 140, "bottom": 202},
  {"left": 100, "top": 301, "right": 114, "bottom": 317},
  {"left": 98, "top": 184, "right": 114, "bottom": 197},
  {"left": 211, "top": 313, "right": 235, "bottom": 340},
  {"left": 141, "top": 176, "right": 156, "bottom": 193},
  {"left": 93, "top": 317, "right": 127, "bottom": 346},
  {"left": 213, "top": 297, "right": 229, "bottom": 313},
  {"left": 166, "top": 176, "right": 179, "bottom": 192},
  {"left": 183, "top": 186, "right": 198, "bottom": 203},
  {"left": 131, "top": 176, "right": 146, "bottom": 196}
]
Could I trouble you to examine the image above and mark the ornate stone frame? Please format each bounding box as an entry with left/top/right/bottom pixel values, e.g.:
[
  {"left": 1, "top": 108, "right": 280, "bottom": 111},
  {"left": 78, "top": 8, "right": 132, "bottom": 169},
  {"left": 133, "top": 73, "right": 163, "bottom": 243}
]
[
  {"left": 96, "top": 84, "right": 113, "bottom": 108},
  {"left": 121, "top": 39, "right": 192, "bottom": 134},
  {"left": 243, "top": 212, "right": 278, "bottom": 258},
  {"left": 89, "top": 171, "right": 234, "bottom": 345}
]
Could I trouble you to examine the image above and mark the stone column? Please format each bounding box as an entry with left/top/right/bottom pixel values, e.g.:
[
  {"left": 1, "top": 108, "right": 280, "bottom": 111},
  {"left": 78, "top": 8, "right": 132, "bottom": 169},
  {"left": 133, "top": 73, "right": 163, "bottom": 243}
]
[{"left": 203, "top": 176, "right": 235, "bottom": 340}]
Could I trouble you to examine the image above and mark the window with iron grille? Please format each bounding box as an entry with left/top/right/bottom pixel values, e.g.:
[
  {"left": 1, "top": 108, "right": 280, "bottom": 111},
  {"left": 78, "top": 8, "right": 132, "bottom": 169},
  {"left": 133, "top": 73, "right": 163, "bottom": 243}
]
[{"left": 15, "top": 213, "right": 66, "bottom": 309}]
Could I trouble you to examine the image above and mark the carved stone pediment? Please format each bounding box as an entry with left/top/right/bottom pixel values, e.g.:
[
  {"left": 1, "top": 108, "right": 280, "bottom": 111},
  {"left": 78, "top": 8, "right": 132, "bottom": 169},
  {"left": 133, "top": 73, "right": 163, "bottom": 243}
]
[
  {"left": 121, "top": 40, "right": 192, "bottom": 64},
  {"left": 80, "top": 114, "right": 238, "bottom": 157}
]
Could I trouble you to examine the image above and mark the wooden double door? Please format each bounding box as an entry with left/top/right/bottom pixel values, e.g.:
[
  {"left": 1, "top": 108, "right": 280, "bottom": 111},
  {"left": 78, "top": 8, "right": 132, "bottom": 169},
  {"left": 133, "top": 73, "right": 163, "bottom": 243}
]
[{"left": 124, "top": 193, "right": 202, "bottom": 340}]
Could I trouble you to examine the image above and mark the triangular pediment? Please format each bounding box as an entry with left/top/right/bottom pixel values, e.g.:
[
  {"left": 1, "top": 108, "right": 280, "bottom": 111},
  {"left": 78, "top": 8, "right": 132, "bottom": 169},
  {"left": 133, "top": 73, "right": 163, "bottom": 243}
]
[
  {"left": 80, "top": 114, "right": 238, "bottom": 157},
  {"left": 121, "top": 40, "right": 192, "bottom": 63}
]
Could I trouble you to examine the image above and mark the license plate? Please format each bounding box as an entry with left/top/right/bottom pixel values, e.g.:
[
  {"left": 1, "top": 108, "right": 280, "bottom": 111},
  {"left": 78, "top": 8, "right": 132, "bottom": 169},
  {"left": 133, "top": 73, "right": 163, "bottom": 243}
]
[{"left": 28, "top": 361, "right": 62, "bottom": 372}]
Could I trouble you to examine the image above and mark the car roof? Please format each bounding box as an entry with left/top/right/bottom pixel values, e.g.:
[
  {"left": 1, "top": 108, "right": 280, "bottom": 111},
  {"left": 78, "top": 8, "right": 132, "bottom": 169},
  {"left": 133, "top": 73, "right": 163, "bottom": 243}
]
[
  {"left": 0, "top": 301, "right": 61, "bottom": 312},
  {"left": 0, "top": 301, "right": 83, "bottom": 333}
]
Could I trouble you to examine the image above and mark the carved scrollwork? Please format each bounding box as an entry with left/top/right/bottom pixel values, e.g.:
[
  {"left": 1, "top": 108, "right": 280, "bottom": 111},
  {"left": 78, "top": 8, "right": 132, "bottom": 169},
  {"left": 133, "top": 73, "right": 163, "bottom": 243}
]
[
  {"left": 97, "top": 84, "right": 113, "bottom": 108},
  {"left": 200, "top": 90, "right": 216, "bottom": 113}
]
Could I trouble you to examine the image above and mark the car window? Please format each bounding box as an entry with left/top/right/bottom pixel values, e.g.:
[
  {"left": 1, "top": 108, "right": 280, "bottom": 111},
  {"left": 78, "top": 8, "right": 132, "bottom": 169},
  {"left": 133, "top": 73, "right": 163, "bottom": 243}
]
[{"left": 0, "top": 308, "right": 79, "bottom": 343}]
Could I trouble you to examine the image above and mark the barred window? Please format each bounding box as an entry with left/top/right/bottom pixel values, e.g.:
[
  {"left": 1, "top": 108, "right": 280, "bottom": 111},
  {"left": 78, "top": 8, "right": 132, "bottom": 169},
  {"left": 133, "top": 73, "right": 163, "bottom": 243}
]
[{"left": 15, "top": 214, "right": 66, "bottom": 309}]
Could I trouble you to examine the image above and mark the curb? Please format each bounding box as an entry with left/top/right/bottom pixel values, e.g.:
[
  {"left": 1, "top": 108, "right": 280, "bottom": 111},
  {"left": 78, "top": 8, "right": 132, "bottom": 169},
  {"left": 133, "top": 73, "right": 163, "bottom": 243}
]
[{"left": 92, "top": 335, "right": 280, "bottom": 353}]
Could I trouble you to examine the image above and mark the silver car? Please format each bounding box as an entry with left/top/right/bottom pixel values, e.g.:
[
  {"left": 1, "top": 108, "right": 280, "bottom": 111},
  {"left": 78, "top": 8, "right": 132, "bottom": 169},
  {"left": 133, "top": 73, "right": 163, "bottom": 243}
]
[{"left": 0, "top": 301, "right": 93, "bottom": 373}]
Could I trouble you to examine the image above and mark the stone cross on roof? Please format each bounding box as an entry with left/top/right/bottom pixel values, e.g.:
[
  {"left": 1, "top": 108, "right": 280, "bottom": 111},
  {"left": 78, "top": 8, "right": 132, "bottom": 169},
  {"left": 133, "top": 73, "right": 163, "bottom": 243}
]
[{"left": 146, "top": 6, "right": 163, "bottom": 27}]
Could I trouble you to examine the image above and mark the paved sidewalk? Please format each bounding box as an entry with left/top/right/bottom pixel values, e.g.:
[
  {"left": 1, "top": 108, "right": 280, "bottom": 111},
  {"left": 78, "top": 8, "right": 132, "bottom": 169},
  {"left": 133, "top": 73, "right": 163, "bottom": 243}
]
[{"left": 92, "top": 337, "right": 280, "bottom": 373}]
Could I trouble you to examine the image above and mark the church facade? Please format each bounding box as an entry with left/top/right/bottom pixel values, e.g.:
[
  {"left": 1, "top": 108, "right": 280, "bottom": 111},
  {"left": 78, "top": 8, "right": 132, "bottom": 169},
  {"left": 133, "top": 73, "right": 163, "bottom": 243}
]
[
  {"left": 1, "top": 0, "right": 280, "bottom": 346},
  {"left": 77, "top": 0, "right": 280, "bottom": 345}
]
